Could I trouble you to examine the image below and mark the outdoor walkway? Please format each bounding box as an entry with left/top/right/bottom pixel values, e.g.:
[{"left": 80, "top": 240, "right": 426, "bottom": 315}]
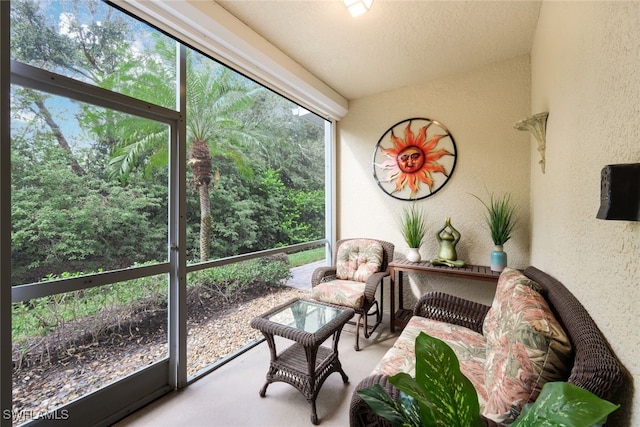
[{"left": 286, "top": 260, "right": 324, "bottom": 290}]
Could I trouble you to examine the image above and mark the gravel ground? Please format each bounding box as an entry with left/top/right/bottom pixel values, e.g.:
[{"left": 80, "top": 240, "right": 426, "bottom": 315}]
[
  {"left": 11, "top": 286, "right": 308, "bottom": 425},
  {"left": 186, "top": 287, "right": 308, "bottom": 375}
]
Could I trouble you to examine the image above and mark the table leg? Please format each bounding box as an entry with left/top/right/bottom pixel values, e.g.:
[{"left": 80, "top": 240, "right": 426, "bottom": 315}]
[
  {"left": 310, "top": 402, "right": 318, "bottom": 425},
  {"left": 398, "top": 270, "right": 404, "bottom": 317},
  {"left": 390, "top": 268, "right": 396, "bottom": 333},
  {"left": 259, "top": 381, "right": 269, "bottom": 398},
  {"left": 331, "top": 329, "right": 349, "bottom": 384},
  {"left": 259, "top": 332, "right": 277, "bottom": 397},
  {"left": 305, "top": 344, "right": 319, "bottom": 424},
  {"left": 379, "top": 277, "right": 384, "bottom": 326}
]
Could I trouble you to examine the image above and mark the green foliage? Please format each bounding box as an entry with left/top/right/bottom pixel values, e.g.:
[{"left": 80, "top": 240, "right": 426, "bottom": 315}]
[
  {"left": 13, "top": 257, "right": 291, "bottom": 349},
  {"left": 10, "top": 0, "right": 327, "bottom": 282},
  {"left": 513, "top": 382, "right": 619, "bottom": 427},
  {"left": 358, "top": 334, "right": 620, "bottom": 427},
  {"left": 12, "top": 270, "right": 165, "bottom": 345},
  {"left": 282, "top": 188, "right": 325, "bottom": 244},
  {"left": 473, "top": 192, "right": 517, "bottom": 246},
  {"left": 358, "top": 332, "right": 482, "bottom": 427},
  {"left": 189, "top": 257, "right": 291, "bottom": 303},
  {"left": 11, "top": 135, "right": 167, "bottom": 284},
  {"left": 399, "top": 203, "right": 429, "bottom": 248},
  {"left": 208, "top": 162, "right": 325, "bottom": 258}
]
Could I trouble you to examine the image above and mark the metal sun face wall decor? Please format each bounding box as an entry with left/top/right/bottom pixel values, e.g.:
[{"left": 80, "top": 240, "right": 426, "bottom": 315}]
[{"left": 372, "top": 118, "right": 457, "bottom": 201}]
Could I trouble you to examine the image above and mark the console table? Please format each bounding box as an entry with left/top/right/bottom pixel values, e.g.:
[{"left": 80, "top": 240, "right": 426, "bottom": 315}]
[{"left": 389, "top": 260, "right": 500, "bottom": 332}]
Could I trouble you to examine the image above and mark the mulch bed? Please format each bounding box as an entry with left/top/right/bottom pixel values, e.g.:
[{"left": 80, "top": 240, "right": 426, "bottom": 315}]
[{"left": 11, "top": 284, "right": 307, "bottom": 424}]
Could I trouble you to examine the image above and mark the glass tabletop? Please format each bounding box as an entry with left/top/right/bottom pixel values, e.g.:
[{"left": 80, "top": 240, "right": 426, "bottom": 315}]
[{"left": 266, "top": 300, "right": 347, "bottom": 333}]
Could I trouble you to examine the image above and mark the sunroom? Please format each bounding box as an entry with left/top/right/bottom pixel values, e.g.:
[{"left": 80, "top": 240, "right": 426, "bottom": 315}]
[{"left": 1, "top": 1, "right": 638, "bottom": 426}]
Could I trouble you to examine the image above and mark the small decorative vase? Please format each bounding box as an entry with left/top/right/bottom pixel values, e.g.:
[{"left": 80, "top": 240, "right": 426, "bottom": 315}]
[
  {"left": 406, "top": 247, "right": 421, "bottom": 262},
  {"left": 490, "top": 245, "right": 507, "bottom": 272}
]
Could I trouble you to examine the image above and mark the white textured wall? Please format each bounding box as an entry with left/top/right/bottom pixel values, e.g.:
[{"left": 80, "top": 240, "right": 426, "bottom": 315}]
[
  {"left": 531, "top": 2, "right": 639, "bottom": 424},
  {"left": 337, "top": 56, "right": 531, "bottom": 306}
]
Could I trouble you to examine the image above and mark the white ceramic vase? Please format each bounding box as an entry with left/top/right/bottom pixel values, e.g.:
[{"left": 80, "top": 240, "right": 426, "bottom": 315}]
[{"left": 406, "top": 247, "right": 421, "bottom": 262}]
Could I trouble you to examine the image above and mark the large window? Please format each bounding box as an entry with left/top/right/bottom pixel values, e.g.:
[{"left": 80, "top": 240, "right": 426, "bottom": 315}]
[
  {"left": 10, "top": 89, "right": 171, "bottom": 283},
  {"left": 3, "top": 1, "right": 330, "bottom": 426},
  {"left": 10, "top": 0, "right": 176, "bottom": 109}
]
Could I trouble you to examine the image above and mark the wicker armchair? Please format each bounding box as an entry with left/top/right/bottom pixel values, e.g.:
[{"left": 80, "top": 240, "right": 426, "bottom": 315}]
[{"left": 311, "top": 238, "right": 394, "bottom": 351}]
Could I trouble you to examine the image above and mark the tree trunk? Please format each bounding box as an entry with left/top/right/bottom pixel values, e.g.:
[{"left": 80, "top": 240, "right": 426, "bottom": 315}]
[
  {"left": 198, "top": 182, "right": 212, "bottom": 261},
  {"left": 189, "top": 140, "right": 213, "bottom": 261},
  {"left": 34, "top": 99, "right": 86, "bottom": 176}
]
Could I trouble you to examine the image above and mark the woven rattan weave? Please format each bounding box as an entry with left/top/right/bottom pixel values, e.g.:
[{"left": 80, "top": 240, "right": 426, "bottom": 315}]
[
  {"left": 349, "top": 266, "right": 627, "bottom": 427},
  {"left": 311, "top": 238, "right": 395, "bottom": 351},
  {"left": 251, "top": 298, "right": 354, "bottom": 424}
]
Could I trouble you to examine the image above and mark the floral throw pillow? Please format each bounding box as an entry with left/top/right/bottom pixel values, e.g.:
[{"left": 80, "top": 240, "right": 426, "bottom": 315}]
[
  {"left": 335, "top": 239, "right": 383, "bottom": 283},
  {"left": 482, "top": 271, "right": 572, "bottom": 424},
  {"left": 483, "top": 267, "right": 542, "bottom": 338}
]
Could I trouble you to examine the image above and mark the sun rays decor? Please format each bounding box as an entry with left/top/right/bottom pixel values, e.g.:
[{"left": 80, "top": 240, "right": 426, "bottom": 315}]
[{"left": 372, "top": 118, "right": 457, "bottom": 201}]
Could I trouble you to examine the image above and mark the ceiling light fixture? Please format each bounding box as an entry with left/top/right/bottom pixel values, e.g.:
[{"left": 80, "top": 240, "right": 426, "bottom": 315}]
[{"left": 344, "top": 0, "right": 373, "bottom": 17}]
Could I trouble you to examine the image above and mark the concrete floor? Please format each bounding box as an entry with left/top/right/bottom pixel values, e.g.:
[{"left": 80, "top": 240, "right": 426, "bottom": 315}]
[
  {"left": 113, "top": 261, "right": 398, "bottom": 427},
  {"left": 113, "top": 322, "right": 396, "bottom": 427}
]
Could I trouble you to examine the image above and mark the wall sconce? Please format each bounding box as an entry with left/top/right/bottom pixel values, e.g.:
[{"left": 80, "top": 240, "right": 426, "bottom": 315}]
[
  {"left": 514, "top": 112, "right": 548, "bottom": 173},
  {"left": 597, "top": 163, "right": 640, "bottom": 221},
  {"left": 344, "top": 0, "right": 373, "bottom": 17}
]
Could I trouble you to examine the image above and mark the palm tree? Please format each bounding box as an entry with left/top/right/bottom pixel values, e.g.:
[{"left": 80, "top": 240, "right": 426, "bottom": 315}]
[
  {"left": 185, "top": 64, "right": 262, "bottom": 260},
  {"left": 109, "top": 48, "right": 263, "bottom": 261}
]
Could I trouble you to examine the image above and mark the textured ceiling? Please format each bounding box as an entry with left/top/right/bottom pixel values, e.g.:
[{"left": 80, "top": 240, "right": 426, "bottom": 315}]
[{"left": 215, "top": 0, "right": 542, "bottom": 100}]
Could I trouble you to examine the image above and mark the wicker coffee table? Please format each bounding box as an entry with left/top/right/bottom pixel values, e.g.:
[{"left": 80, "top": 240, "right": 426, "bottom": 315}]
[{"left": 250, "top": 298, "right": 355, "bottom": 424}]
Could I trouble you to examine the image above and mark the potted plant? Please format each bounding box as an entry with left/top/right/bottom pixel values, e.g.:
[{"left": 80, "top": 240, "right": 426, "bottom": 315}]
[
  {"left": 358, "top": 332, "right": 482, "bottom": 427},
  {"left": 399, "top": 203, "right": 428, "bottom": 262},
  {"left": 473, "top": 192, "right": 517, "bottom": 271},
  {"left": 357, "top": 332, "right": 619, "bottom": 427}
]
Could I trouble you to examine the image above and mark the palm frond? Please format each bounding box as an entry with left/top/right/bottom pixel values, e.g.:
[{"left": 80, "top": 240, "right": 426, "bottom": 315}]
[{"left": 108, "top": 126, "right": 167, "bottom": 182}]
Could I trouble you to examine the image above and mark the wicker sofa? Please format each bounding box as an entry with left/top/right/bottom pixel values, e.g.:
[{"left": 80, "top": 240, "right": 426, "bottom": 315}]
[{"left": 350, "top": 266, "right": 626, "bottom": 426}]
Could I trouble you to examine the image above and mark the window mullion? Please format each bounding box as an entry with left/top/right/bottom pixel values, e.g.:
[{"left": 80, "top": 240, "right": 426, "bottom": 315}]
[
  {"left": 1, "top": 2, "right": 13, "bottom": 426},
  {"left": 168, "top": 42, "right": 188, "bottom": 389}
]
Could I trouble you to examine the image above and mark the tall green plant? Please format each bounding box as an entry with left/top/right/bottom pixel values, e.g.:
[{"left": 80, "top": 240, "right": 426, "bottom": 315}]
[
  {"left": 400, "top": 203, "right": 428, "bottom": 248},
  {"left": 473, "top": 192, "right": 517, "bottom": 246},
  {"left": 357, "top": 332, "right": 482, "bottom": 427}
]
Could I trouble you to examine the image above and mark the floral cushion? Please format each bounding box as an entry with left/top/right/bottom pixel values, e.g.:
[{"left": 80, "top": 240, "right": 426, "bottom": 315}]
[
  {"left": 311, "top": 279, "right": 365, "bottom": 308},
  {"left": 482, "top": 268, "right": 573, "bottom": 424},
  {"left": 335, "top": 239, "right": 383, "bottom": 282},
  {"left": 483, "top": 267, "right": 542, "bottom": 337},
  {"left": 372, "top": 316, "right": 489, "bottom": 407}
]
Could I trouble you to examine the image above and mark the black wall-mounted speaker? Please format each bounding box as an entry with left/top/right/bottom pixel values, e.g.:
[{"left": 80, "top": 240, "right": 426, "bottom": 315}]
[{"left": 596, "top": 163, "right": 640, "bottom": 221}]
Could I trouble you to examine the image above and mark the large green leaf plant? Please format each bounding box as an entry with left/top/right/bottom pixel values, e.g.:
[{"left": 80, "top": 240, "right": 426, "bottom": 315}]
[
  {"left": 513, "top": 381, "right": 620, "bottom": 427},
  {"left": 357, "top": 332, "right": 482, "bottom": 427},
  {"left": 357, "top": 332, "right": 619, "bottom": 427}
]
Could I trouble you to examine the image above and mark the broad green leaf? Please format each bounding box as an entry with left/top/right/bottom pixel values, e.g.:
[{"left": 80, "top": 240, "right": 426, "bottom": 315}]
[
  {"left": 357, "top": 384, "right": 410, "bottom": 426},
  {"left": 391, "top": 373, "right": 437, "bottom": 426},
  {"left": 512, "top": 382, "right": 620, "bottom": 427},
  {"left": 358, "top": 332, "right": 483, "bottom": 427},
  {"left": 397, "top": 332, "right": 482, "bottom": 427}
]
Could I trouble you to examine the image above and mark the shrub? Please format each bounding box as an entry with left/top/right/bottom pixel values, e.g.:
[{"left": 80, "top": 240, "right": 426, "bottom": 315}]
[{"left": 189, "top": 256, "right": 292, "bottom": 303}]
